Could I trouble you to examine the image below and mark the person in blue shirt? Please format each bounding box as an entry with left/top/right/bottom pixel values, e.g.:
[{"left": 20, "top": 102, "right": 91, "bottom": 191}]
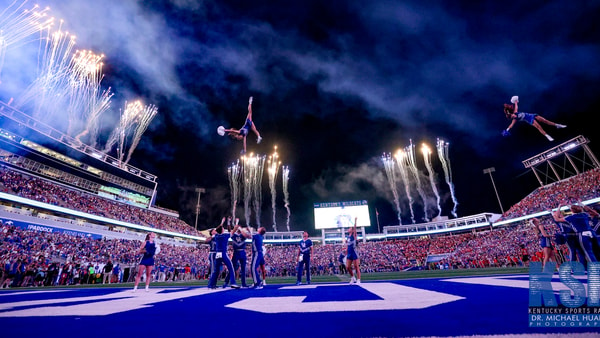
[
  {"left": 231, "top": 219, "right": 251, "bottom": 288},
  {"left": 133, "top": 232, "right": 157, "bottom": 292},
  {"left": 296, "top": 231, "right": 313, "bottom": 285},
  {"left": 208, "top": 218, "right": 240, "bottom": 289},
  {"left": 206, "top": 228, "right": 218, "bottom": 288},
  {"left": 223, "top": 97, "right": 263, "bottom": 155},
  {"left": 251, "top": 227, "right": 266, "bottom": 289},
  {"left": 346, "top": 217, "right": 361, "bottom": 284},
  {"left": 553, "top": 218, "right": 585, "bottom": 267},
  {"left": 502, "top": 97, "right": 566, "bottom": 141},
  {"left": 553, "top": 203, "right": 599, "bottom": 265},
  {"left": 338, "top": 252, "right": 347, "bottom": 274},
  {"left": 531, "top": 218, "right": 556, "bottom": 269}
]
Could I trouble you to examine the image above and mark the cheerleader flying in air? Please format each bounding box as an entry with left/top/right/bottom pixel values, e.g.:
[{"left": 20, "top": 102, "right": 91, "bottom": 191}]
[
  {"left": 217, "top": 96, "right": 262, "bottom": 155},
  {"left": 502, "top": 96, "right": 566, "bottom": 141}
]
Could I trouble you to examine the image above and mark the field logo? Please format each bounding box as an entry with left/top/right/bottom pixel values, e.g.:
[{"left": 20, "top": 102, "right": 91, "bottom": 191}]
[{"left": 529, "top": 262, "right": 600, "bottom": 327}]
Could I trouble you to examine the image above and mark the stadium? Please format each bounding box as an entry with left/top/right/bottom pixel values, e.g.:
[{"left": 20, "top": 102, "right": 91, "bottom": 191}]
[
  {"left": 2, "top": 1, "right": 600, "bottom": 338},
  {"left": 1, "top": 101, "right": 599, "bottom": 336}
]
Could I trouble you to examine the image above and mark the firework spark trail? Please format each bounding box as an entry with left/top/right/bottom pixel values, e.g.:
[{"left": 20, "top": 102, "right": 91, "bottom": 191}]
[
  {"left": 382, "top": 153, "right": 402, "bottom": 225},
  {"left": 104, "top": 100, "right": 142, "bottom": 161},
  {"left": 437, "top": 138, "right": 458, "bottom": 217},
  {"left": 394, "top": 150, "right": 415, "bottom": 224},
  {"left": 242, "top": 155, "right": 253, "bottom": 226},
  {"left": 242, "top": 154, "right": 265, "bottom": 227},
  {"left": 267, "top": 147, "right": 280, "bottom": 232},
  {"left": 75, "top": 86, "right": 112, "bottom": 148},
  {"left": 67, "top": 50, "right": 112, "bottom": 138},
  {"left": 421, "top": 143, "right": 442, "bottom": 219},
  {"left": 253, "top": 155, "right": 266, "bottom": 227},
  {"left": 282, "top": 165, "right": 290, "bottom": 231},
  {"left": 0, "top": 1, "right": 53, "bottom": 80},
  {"left": 228, "top": 161, "right": 242, "bottom": 220},
  {"left": 405, "top": 140, "right": 429, "bottom": 222},
  {"left": 124, "top": 103, "right": 158, "bottom": 165},
  {"left": 15, "top": 21, "right": 76, "bottom": 122}
]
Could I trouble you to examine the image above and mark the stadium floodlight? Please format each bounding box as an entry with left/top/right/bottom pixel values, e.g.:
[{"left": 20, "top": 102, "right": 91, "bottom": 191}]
[
  {"left": 483, "top": 167, "right": 504, "bottom": 214},
  {"left": 194, "top": 188, "right": 206, "bottom": 230}
]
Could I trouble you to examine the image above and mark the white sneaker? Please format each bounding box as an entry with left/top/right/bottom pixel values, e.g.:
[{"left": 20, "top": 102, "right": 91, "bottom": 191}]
[
  {"left": 545, "top": 134, "right": 554, "bottom": 141},
  {"left": 556, "top": 124, "right": 567, "bottom": 129},
  {"left": 356, "top": 279, "right": 361, "bottom": 284},
  {"left": 349, "top": 276, "right": 356, "bottom": 284},
  {"left": 262, "top": 280, "right": 266, "bottom": 286},
  {"left": 257, "top": 136, "right": 262, "bottom": 144}
]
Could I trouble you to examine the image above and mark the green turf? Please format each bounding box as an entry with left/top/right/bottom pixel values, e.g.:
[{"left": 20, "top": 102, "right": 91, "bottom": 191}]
[{"left": 2, "top": 267, "right": 528, "bottom": 290}]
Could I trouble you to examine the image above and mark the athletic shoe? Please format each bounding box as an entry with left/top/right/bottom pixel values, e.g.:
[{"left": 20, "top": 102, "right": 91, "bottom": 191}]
[
  {"left": 222, "top": 284, "right": 229, "bottom": 289},
  {"left": 356, "top": 279, "right": 361, "bottom": 284},
  {"left": 545, "top": 134, "right": 554, "bottom": 141},
  {"left": 296, "top": 281, "right": 301, "bottom": 286},
  {"left": 257, "top": 136, "right": 262, "bottom": 144},
  {"left": 556, "top": 124, "right": 567, "bottom": 129},
  {"left": 262, "top": 280, "right": 266, "bottom": 286},
  {"left": 349, "top": 277, "right": 356, "bottom": 284},
  {"left": 230, "top": 284, "right": 240, "bottom": 289},
  {"left": 145, "top": 287, "right": 149, "bottom": 292}
]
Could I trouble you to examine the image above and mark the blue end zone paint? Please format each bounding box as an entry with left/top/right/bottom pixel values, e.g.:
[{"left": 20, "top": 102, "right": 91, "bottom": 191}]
[
  {"left": 0, "top": 275, "right": 597, "bottom": 337},
  {"left": 302, "top": 285, "right": 383, "bottom": 302}
]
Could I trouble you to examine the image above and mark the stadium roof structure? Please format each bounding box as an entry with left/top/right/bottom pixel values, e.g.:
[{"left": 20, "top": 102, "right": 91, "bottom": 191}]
[
  {"left": 0, "top": 101, "right": 157, "bottom": 184},
  {"left": 522, "top": 135, "right": 600, "bottom": 187}
]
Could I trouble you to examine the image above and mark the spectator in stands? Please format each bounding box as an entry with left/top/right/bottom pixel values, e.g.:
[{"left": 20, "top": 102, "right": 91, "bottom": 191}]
[
  {"left": 103, "top": 260, "right": 113, "bottom": 284},
  {"left": 133, "top": 232, "right": 157, "bottom": 292},
  {"left": 296, "top": 231, "right": 313, "bottom": 285}
]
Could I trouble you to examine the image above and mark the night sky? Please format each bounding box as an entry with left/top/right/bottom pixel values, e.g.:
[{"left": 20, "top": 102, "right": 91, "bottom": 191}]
[{"left": 1, "top": 0, "right": 599, "bottom": 234}]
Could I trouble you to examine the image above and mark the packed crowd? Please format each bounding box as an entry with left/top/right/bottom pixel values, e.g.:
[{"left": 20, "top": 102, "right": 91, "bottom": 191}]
[
  {"left": 498, "top": 168, "right": 600, "bottom": 220},
  {"left": 1, "top": 165, "right": 598, "bottom": 288},
  {"left": 0, "top": 166, "right": 200, "bottom": 236},
  {"left": 0, "top": 216, "right": 564, "bottom": 288}
]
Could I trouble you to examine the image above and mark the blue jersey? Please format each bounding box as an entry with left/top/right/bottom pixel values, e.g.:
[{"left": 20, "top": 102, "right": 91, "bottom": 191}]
[
  {"left": 539, "top": 233, "right": 552, "bottom": 248},
  {"left": 231, "top": 232, "right": 247, "bottom": 251},
  {"left": 347, "top": 235, "right": 358, "bottom": 260},
  {"left": 139, "top": 241, "right": 156, "bottom": 266},
  {"left": 209, "top": 238, "right": 217, "bottom": 253},
  {"left": 252, "top": 233, "right": 264, "bottom": 255},
  {"left": 566, "top": 213, "right": 593, "bottom": 232},
  {"left": 240, "top": 119, "right": 253, "bottom": 136},
  {"left": 215, "top": 233, "right": 230, "bottom": 254},
  {"left": 299, "top": 239, "right": 312, "bottom": 258},
  {"left": 514, "top": 112, "right": 537, "bottom": 125}
]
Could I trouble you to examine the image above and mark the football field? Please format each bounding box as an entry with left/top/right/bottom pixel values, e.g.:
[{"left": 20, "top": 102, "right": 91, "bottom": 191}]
[{"left": 1, "top": 270, "right": 598, "bottom": 337}]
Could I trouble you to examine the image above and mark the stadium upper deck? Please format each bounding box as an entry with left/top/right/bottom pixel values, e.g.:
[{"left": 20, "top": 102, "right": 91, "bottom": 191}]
[{"left": 0, "top": 101, "right": 157, "bottom": 208}]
